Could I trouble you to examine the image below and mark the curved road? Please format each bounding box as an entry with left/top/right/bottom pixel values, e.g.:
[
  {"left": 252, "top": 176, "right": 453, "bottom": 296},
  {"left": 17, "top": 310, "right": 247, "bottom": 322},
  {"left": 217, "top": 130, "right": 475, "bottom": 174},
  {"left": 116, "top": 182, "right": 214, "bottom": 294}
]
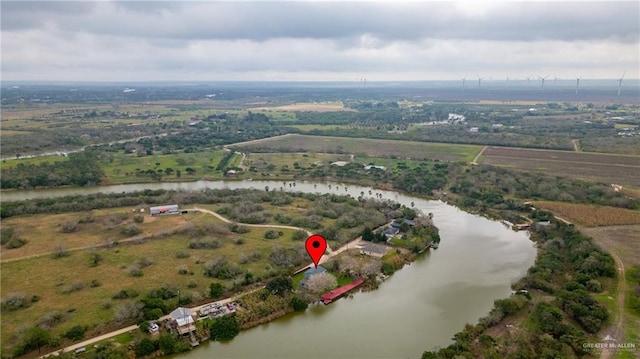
[
  {"left": 37, "top": 207, "right": 369, "bottom": 357},
  {"left": 188, "top": 207, "right": 313, "bottom": 237}
]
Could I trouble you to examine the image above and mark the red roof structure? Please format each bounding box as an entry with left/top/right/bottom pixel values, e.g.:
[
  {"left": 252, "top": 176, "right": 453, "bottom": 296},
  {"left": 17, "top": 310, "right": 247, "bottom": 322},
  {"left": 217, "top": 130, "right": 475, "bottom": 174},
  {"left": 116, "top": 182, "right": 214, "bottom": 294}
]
[{"left": 320, "top": 278, "right": 364, "bottom": 304}]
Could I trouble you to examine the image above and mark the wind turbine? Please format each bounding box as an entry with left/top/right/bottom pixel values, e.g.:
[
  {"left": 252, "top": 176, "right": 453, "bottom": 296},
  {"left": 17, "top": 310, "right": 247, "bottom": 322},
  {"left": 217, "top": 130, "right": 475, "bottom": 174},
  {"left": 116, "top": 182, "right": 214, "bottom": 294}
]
[
  {"left": 462, "top": 75, "right": 467, "bottom": 89},
  {"left": 617, "top": 71, "right": 625, "bottom": 96},
  {"left": 539, "top": 74, "right": 549, "bottom": 92},
  {"left": 553, "top": 75, "right": 558, "bottom": 90},
  {"left": 506, "top": 76, "right": 510, "bottom": 88},
  {"left": 526, "top": 76, "right": 531, "bottom": 87},
  {"left": 477, "top": 75, "right": 484, "bottom": 88},
  {"left": 575, "top": 77, "right": 581, "bottom": 95}
]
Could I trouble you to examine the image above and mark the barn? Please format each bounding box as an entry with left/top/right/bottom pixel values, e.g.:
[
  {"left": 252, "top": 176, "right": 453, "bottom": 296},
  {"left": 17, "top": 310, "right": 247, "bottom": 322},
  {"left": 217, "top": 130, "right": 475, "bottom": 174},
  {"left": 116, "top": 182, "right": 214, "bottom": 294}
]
[{"left": 149, "top": 204, "right": 179, "bottom": 216}]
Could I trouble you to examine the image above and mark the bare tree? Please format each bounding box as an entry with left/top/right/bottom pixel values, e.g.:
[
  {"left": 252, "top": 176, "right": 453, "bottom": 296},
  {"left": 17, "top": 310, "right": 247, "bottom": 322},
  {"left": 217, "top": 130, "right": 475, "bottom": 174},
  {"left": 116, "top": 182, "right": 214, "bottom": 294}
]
[{"left": 305, "top": 272, "right": 338, "bottom": 293}]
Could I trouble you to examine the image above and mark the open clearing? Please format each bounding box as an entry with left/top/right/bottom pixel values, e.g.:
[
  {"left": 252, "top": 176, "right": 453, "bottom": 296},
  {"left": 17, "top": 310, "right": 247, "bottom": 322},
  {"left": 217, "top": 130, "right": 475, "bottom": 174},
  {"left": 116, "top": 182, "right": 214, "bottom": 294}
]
[
  {"left": 234, "top": 134, "right": 481, "bottom": 162},
  {"left": 481, "top": 146, "right": 640, "bottom": 187},
  {"left": 251, "top": 102, "right": 350, "bottom": 112},
  {"left": 532, "top": 202, "right": 640, "bottom": 227},
  {"left": 0, "top": 209, "right": 303, "bottom": 351},
  {"left": 0, "top": 207, "right": 189, "bottom": 261},
  {"left": 582, "top": 225, "right": 640, "bottom": 271}
]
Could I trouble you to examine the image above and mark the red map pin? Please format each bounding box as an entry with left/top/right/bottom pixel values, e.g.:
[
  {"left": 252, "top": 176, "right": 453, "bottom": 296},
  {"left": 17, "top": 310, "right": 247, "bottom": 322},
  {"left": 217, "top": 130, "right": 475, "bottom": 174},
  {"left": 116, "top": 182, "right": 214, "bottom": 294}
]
[{"left": 305, "top": 234, "right": 327, "bottom": 268}]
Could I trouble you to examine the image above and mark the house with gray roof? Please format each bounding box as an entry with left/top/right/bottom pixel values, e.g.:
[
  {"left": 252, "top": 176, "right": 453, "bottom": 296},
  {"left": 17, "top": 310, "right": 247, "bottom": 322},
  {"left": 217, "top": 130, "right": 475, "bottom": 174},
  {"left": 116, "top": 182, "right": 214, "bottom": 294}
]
[
  {"left": 170, "top": 307, "right": 196, "bottom": 335},
  {"left": 360, "top": 243, "right": 388, "bottom": 258}
]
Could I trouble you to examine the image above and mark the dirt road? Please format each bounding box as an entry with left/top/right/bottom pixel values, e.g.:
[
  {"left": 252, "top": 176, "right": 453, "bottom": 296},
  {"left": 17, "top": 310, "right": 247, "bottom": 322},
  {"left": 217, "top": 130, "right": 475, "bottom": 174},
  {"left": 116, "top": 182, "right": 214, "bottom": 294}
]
[
  {"left": 471, "top": 146, "right": 487, "bottom": 164},
  {"left": 224, "top": 133, "right": 294, "bottom": 148},
  {"left": 599, "top": 249, "right": 626, "bottom": 359},
  {"left": 188, "top": 207, "right": 312, "bottom": 236}
]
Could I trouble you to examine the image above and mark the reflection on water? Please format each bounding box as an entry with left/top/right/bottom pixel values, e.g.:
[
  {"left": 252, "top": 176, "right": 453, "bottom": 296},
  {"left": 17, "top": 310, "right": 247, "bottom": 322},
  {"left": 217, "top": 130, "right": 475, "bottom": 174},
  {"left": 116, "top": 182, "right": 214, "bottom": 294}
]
[{"left": 2, "top": 180, "right": 536, "bottom": 359}]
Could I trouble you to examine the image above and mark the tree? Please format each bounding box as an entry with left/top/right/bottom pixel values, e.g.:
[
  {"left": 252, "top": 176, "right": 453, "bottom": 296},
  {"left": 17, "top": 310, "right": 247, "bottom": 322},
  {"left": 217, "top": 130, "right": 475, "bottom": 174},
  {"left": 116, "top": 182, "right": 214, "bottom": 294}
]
[
  {"left": 158, "top": 334, "right": 188, "bottom": 354},
  {"left": 290, "top": 296, "right": 308, "bottom": 311},
  {"left": 361, "top": 227, "right": 374, "bottom": 241},
  {"left": 210, "top": 283, "right": 224, "bottom": 298},
  {"left": 305, "top": 272, "right": 338, "bottom": 293},
  {"left": 17, "top": 326, "right": 51, "bottom": 355},
  {"left": 209, "top": 315, "right": 240, "bottom": 341},
  {"left": 266, "top": 276, "right": 292, "bottom": 296},
  {"left": 134, "top": 338, "right": 157, "bottom": 357}
]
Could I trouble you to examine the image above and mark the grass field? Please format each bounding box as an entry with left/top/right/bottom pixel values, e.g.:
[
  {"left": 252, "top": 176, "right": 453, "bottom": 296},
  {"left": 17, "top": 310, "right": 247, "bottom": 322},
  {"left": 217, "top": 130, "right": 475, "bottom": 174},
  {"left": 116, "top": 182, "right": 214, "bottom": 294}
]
[
  {"left": 532, "top": 202, "right": 640, "bottom": 227},
  {"left": 234, "top": 134, "right": 481, "bottom": 162},
  {"left": 481, "top": 146, "right": 640, "bottom": 187},
  {"left": 0, "top": 190, "right": 391, "bottom": 353},
  {"left": 0, "top": 207, "right": 190, "bottom": 261},
  {"left": 0, "top": 154, "right": 70, "bottom": 169},
  {"left": 581, "top": 225, "right": 640, "bottom": 270},
  {"left": 245, "top": 152, "right": 350, "bottom": 171},
  {"left": 0, "top": 209, "right": 305, "bottom": 352},
  {"left": 100, "top": 150, "right": 241, "bottom": 183}
]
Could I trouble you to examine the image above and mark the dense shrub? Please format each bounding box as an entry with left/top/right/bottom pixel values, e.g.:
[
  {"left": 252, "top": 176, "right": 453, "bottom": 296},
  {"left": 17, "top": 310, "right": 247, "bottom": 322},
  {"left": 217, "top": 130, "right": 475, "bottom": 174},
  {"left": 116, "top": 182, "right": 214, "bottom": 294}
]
[
  {"left": 121, "top": 224, "right": 142, "bottom": 237},
  {"left": 64, "top": 325, "right": 86, "bottom": 341},
  {"left": 1, "top": 292, "right": 30, "bottom": 311}
]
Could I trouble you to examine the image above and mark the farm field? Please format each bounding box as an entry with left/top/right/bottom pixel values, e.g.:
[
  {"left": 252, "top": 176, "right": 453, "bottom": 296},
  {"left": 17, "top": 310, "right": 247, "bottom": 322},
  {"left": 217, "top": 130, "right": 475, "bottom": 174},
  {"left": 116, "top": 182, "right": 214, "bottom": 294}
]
[
  {"left": 250, "top": 102, "right": 349, "bottom": 112},
  {"left": 234, "top": 134, "right": 482, "bottom": 162},
  {"left": 582, "top": 225, "right": 640, "bottom": 271},
  {"left": 532, "top": 201, "right": 640, "bottom": 227},
  {"left": 481, "top": 146, "right": 640, "bottom": 187}
]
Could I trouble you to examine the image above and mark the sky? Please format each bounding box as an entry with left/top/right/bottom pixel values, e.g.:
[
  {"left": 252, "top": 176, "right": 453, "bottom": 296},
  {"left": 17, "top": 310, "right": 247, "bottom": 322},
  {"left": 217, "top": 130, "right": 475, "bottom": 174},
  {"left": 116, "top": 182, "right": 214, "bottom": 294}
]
[{"left": 1, "top": 0, "right": 639, "bottom": 82}]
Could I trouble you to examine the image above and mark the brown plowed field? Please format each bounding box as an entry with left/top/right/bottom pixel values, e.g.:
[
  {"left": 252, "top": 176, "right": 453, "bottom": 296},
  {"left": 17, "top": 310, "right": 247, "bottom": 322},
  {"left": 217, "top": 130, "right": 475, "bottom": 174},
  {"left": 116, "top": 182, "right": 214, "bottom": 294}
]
[
  {"left": 532, "top": 201, "right": 640, "bottom": 227},
  {"left": 481, "top": 147, "right": 640, "bottom": 187}
]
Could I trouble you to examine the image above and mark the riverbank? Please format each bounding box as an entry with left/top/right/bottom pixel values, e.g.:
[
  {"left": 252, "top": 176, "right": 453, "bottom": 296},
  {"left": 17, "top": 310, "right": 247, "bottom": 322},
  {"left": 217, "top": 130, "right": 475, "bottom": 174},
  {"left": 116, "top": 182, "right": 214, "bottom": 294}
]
[
  {"left": 1, "top": 181, "right": 535, "bottom": 357},
  {"left": 1, "top": 184, "right": 438, "bottom": 358}
]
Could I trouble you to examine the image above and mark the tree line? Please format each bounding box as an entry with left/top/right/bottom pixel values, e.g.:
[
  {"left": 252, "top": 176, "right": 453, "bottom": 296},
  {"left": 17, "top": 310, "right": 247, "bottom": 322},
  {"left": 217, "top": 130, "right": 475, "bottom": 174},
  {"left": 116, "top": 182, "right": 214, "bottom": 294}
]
[{"left": 1, "top": 152, "right": 104, "bottom": 189}]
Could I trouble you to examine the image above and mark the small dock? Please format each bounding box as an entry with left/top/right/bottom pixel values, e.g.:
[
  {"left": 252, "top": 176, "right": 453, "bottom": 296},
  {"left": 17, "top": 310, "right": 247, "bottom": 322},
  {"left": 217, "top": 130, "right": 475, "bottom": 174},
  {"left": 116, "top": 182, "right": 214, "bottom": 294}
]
[{"left": 320, "top": 278, "right": 364, "bottom": 304}]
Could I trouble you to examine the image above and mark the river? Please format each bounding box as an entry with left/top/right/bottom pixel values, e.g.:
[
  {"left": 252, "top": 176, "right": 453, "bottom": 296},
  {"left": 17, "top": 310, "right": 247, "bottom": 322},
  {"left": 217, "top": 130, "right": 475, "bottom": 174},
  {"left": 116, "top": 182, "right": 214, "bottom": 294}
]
[{"left": 1, "top": 180, "right": 537, "bottom": 359}]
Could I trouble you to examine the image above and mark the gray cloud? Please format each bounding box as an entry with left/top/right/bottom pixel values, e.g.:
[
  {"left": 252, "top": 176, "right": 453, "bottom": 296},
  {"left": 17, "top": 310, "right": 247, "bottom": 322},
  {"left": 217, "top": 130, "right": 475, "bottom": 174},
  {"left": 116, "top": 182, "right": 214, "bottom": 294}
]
[
  {"left": 1, "top": 1, "right": 638, "bottom": 81},
  {"left": 2, "top": 1, "right": 638, "bottom": 42}
]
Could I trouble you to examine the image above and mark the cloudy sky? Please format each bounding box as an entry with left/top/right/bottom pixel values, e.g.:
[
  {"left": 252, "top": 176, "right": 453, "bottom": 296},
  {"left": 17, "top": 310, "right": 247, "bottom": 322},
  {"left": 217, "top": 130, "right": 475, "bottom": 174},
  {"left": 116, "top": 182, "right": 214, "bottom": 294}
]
[{"left": 1, "top": 0, "right": 638, "bottom": 82}]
